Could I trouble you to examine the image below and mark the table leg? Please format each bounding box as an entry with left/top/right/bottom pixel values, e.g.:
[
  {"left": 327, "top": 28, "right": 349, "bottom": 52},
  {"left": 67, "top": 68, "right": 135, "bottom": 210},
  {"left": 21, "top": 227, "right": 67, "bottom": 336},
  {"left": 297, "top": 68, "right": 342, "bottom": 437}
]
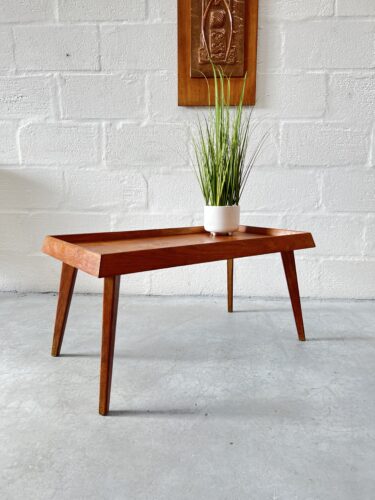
[
  {"left": 281, "top": 251, "right": 306, "bottom": 341},
  {"left": 99, "top": 275, "right": 121, "bottom": 416},
  {"left": 51, "top": 263, "right": 78, "bottom": 357},
  {"left": 227, "top": 259, "right": 234, "bottom": 313}
]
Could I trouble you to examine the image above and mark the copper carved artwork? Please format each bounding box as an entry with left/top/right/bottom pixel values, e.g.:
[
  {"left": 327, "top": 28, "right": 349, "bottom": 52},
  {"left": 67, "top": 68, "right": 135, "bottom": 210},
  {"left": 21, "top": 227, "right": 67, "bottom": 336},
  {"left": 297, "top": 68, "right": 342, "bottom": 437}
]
[
  {"left": 191, "top": 0, "right": 245, "bottom": 78},
  {"left": 178, "top": 0, "right": 259, "bottom": 106}
]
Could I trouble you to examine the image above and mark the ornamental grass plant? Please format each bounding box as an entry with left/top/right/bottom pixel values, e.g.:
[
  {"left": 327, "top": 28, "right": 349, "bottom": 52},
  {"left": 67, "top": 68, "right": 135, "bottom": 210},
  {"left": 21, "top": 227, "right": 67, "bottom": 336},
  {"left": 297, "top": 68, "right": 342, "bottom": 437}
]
[{"left": 193, "top": 65, "right": 267, "bottom": 207}]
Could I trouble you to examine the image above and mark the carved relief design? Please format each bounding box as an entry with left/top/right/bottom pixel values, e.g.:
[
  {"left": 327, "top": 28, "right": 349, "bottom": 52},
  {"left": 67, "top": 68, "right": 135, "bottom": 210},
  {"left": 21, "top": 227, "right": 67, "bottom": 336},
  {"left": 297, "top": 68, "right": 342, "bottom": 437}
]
[
  {"left": 199, "top": 0, "right": 234, "bottom": 64},
  {"left": 191, "top": 0, "right": 245, "bottom": 78}
]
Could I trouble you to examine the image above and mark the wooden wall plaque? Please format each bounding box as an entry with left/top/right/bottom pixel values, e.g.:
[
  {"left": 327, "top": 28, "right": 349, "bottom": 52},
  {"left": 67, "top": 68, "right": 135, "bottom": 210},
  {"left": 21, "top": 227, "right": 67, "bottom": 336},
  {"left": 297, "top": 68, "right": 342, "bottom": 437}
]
[{"left": 178, "top": 0, "right": 259, "bottom": 106}]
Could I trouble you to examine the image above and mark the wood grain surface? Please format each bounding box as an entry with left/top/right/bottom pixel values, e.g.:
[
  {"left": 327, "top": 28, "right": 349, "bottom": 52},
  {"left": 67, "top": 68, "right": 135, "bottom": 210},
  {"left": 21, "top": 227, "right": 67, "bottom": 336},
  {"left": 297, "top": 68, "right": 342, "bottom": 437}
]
[{"left": 43, "top": 226, "right": 315, "bottom": 278}]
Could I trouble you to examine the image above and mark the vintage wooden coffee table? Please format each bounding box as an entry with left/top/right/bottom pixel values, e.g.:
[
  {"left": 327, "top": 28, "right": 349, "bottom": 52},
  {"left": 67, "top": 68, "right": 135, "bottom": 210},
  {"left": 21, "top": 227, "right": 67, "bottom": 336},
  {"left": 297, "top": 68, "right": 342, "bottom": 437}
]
[{"left": 43, "top": 225, "right": 315, "bottom": 415}]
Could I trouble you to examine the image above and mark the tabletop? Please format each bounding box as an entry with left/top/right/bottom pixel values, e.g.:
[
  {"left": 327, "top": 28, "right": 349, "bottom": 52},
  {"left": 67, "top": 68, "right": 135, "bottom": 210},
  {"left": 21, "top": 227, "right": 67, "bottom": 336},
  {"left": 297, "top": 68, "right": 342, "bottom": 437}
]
[{"left": 42, "top": 225, "right": 315, "bottom": 277}]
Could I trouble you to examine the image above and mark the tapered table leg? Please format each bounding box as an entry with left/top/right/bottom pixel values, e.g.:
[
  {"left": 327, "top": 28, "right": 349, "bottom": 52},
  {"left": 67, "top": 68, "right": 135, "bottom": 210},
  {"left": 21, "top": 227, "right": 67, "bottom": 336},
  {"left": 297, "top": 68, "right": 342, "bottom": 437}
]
[
  {"left": 281, "top": 251, "right": 306, "bottom": 341},
  {"left": 99, "top": 275, "right": 121, "bottom": 416},
  {"left": 227, "top": 259, "right": 234, "bottom": 313},
  {"left": 51, "top": 263, "right": 77, "bottom": 357}
]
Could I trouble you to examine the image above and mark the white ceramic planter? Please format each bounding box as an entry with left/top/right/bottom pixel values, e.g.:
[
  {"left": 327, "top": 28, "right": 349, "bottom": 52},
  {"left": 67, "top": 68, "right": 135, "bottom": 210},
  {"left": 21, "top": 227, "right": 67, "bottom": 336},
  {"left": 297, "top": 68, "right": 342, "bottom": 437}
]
[{"left": 204, "top": 205, "right": 240, "bottom": 235}]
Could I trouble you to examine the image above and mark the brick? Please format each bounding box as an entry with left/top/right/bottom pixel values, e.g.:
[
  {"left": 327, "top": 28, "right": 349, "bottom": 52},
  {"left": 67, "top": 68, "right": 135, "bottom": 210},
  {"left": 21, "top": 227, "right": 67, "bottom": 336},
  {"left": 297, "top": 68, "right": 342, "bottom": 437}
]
[
  {"left": 63, "top": 170, "right": 147, "bottom": 210},
  {"left": 14, "top": 26, "right": 99, "bottom": 71},
  {"left": 0, "top": 252, "right": 138, "bottom": 294},
  {"left": 337, "top": 0, "right": 375, "bottom": 15},
  {"left": 0, "top": 255, "right": 59, "bottom": 292},
  {"left": 192, "top": 212, "right": 285, "bottom": 229},
  {"left": 150, "top": 261, "right": 224, "bottom": 295},
  {"left": 284, "top": 214, "right": 365, "bottom": 257},
  {"left": 235, "top": 255, "right": 320, "bottom": 298},
  {"left": 0, "top": 253, "right": 119, "bottom": 294},
  {"left": 149, "top": 0, "right": 177, "bottom": 22},
  {"left": 101, "top": 25, "right": 175, "bottom": 71},
  {"left": 148, "top": 71, "right": 196, "bottom": 123},
  {"left": 257, "top": 73, "right": 326, "bottom": 118},
  {"left": 285, "top": 21, "right": 374, "bottom": 69},
  {"left": 327, "top": 74, "right": 375, "bottom": 124},
  {"left": 257, "top": 24, "right": 283, "bottom": 72},
  {"left": 20, "top": 124, "right": 99, "bottom": 166},
  {"left": 0, "top": 249, "right": 147, "bottom": 294},
  {"left": 261, "top": 0, "right": 334, "bottom": 20},
  {"left": 0, "top": 28, "right": 14, "bottom": 70},
  {"left": 0, "top": 169, "right": 63, "bottom": 209},
  {"left": 106, "top": 123, "right": 189, "bottom": 166},
  {"left": 59, "top": 0, "right": 146, "bottom": 21},
  {"left": 0, "top": 212, "right": 110, "bottom": 254},
  {"left": 240, "top": 168, "right": 320, "bottom": 212},
  {"left": 148, "top": 173, "right": 202, "bottom": 212},
  {"left": 281, "top": 123, "right": 369, "bottom": 166},
  {"left": 0, "top": 0, "right": 54, "bottom": 22},
  {"left": 322, "top": 170, "right": 375, "bottom": 212},
  {"left": 320, "top": 260, "right": 375, "bottom": 299},
  {"left": 60, "top": 74, "right": 146, "bottom": 120},
  {"left": 0, "top": 122, "right": 18, "bottom": 164},
  {"left": 150, "top": 255, "right": 320, "bottom": 298},
  {"left": 0, "top": 77, "right": 52, "bottom": 118},
  {"left": 364, "top": 217, "right": 375, "bottom": 256},
  {"left": 248, "top": 120, "right": 280, "bottom": 167},
  {"left": 112, "top": 212, "right": 193, "bottom": 231}
]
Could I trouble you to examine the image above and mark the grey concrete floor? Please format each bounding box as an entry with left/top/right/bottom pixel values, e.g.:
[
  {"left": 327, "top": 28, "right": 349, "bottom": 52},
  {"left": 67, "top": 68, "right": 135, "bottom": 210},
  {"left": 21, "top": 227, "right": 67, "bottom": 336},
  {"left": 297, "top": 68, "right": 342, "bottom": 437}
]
[{"left": 0, "top": 293, "right": 374, "bottom": 500}]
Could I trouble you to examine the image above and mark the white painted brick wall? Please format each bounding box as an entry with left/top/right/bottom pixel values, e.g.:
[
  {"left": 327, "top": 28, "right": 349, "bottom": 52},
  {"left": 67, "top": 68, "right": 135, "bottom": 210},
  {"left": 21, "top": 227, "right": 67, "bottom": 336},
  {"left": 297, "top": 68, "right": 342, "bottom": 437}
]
[
  {"left": 63, "top": 170, "right": 147, "bottom": 211},
  {"left": 256, "top": 25, "right": 283, "bottom": 72},
  {"left": 256, "top": 73, "right": 327, "bottom": 118},
  {"left": 284, "top": 21, "right": 374, "bottom": 69},
  {"left": 14, "top": 25, "right": 99, "bottom": 71},
  {"left": 106, "top": 123, "right": 189, "bottom": 166},
  {"left": 0, "top": 77, "right": 52, "bottom": 118},
  {"left": 60, "top": 74, "right": 146, "bottom": 120},
  {"left": 364, "top": 216, "right": 375, "bottom": 256},
  {"left": 0, "top": 122, "right": 17, "bottom": 164},
  {"left": 281, "top": 123, "right": 370, "bottom": 166},
  {"left": 0, "top": 0, "right": 374, "bottom": 299},
  {"left": 58, "top": 0, "right": 146, "bottom": 22},
  {"left": 322, "top": 170, "right": 375, "bottom": 212},
  {"left": 19, "top": 123, "right": 100, "bottom": 165},
  {"left": 240, "top": 169, "right": 320, "bottom": 212},
  {"left": 0, "top": 212, "right": 110, "bottom": 254},
  {"left": 261, "top": 1, "right": 335, "bottom": 20},
  {"left": 101, "top": 25, "right": 175, "bottom": 71},
  {"left": 336, "top": 0, "right": 375, "bottom": 16},
  {"left": 0, "top": 169, "right": 63, "bottom": 209},
  {"left": 327, "top": 74, "right": 375, "bottom": 124},
  {"left": 149, "top": 0, "right": 177, "bottom": 23},
  {"left": 0, "top": 28, "right": 14, "bottom": 70},
  {"left": 0, "top": 0, "right": 55, "bottom": 23}
]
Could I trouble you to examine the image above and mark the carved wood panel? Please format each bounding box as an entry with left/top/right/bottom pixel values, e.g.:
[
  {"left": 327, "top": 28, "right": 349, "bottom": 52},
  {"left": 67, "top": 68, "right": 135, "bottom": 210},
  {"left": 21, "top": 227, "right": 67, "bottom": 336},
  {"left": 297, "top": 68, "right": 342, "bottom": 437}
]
[
  {"left": 178, "top": 0, "right": 259, "bottom": 106},
  {"left": 191, "top": 0, "right": 245, "bottom": 78}
]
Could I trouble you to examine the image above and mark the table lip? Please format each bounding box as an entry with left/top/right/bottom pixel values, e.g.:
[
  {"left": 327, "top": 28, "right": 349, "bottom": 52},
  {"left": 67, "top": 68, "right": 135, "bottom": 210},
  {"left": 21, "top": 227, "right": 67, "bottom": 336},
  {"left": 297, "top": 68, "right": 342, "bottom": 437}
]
[
  {"left": 44, "top": 225, "right": 311, "bottom": 245},
  {"left": 42, "top": 225, "right": 315, "bottom": 278}
]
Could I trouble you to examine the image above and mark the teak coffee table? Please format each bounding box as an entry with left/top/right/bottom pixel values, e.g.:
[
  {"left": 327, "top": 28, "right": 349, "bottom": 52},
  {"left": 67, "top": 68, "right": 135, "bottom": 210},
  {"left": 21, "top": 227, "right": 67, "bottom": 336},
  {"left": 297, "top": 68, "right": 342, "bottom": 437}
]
[{"left": 43, "top": 225, "right": 315, "bottom": 415}]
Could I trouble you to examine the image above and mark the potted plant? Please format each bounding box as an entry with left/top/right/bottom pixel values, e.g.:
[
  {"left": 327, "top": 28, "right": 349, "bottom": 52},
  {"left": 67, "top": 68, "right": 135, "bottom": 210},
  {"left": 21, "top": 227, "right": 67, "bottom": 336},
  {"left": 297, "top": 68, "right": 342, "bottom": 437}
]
[{"left": 193, "top": 65, "right": 266, "bottom": 235}]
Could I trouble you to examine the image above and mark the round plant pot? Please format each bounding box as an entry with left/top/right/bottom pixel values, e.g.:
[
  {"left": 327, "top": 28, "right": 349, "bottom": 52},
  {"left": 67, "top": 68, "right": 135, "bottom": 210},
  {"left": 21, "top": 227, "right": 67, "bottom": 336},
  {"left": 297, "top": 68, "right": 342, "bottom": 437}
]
[{"left": 204, "top": 205, "right": 240, "bottom": 235}]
